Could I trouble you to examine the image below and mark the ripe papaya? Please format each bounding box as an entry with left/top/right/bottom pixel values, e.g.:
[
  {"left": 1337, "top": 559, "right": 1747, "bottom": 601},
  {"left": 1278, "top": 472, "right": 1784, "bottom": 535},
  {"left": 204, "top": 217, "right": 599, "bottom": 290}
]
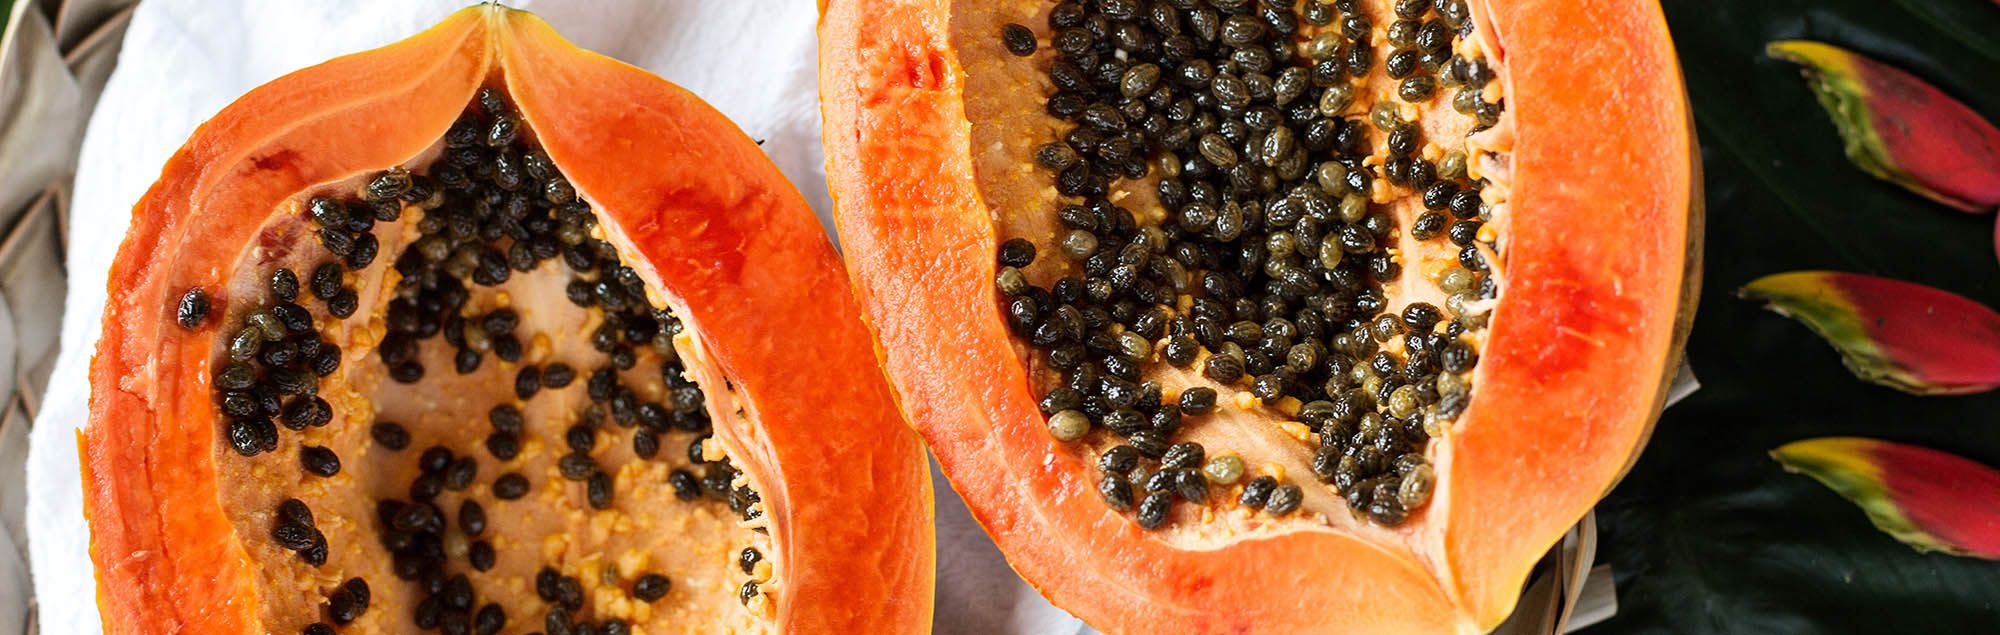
[
  {"left": 84, "top": 6, "right": 934, "bottom": 634},
  {"left": 821, "top": 0, "right": 1697, "bottom": 631}
]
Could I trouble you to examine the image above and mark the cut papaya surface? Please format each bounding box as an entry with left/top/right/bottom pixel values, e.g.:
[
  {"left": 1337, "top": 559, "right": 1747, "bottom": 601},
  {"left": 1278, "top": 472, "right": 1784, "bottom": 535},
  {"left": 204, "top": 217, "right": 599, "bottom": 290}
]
[
  {"left": 82, "top": 6, "right": 933, "bottom": 634},
  {"left": 821, "top": 0, "right": 1696, "bottom": 632}
]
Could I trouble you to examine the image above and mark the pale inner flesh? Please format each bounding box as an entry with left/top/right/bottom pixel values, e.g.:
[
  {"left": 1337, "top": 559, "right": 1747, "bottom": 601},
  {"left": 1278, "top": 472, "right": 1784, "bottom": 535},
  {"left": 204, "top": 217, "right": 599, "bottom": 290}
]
[
  {"left": 210, "top": 149, "right": 781, "bottom": 634},
  {"left": 953, "top": 0, "right": 1517, "bottom": 544}
]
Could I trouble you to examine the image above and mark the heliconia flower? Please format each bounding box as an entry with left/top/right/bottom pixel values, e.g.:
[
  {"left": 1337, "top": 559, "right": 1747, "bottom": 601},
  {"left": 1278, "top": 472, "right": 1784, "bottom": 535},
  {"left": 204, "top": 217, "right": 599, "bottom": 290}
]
[
  {"left": 1767, "top": 40, "right": 2000, "bottom": 213},
  {"left": 1738, "top": 271, "right": 2000, "bottom": 395},
  {"left": 1772, "top": 437, "right": 2000, "bottom": 559}
]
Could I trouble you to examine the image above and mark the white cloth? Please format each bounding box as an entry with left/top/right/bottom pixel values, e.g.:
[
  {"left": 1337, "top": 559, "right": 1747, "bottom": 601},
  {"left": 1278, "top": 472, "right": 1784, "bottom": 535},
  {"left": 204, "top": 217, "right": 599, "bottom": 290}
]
[{"left": 23, "top": 1, "right": 1083, "bottom": 633}]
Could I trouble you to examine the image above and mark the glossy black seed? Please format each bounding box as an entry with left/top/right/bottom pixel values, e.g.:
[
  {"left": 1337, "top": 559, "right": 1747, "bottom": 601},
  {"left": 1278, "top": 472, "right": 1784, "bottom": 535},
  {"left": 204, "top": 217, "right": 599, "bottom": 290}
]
[
  {"left": 1002, "top": 23, "right": 1038, "bottom": 56},
  {"left": 309, "top": 344, "right": 342, "bottom": 376},
  {"left": 492, "top": 473, "right": 530, "bottom": 500},
  {"left": 301, "top": 536, "right": 329, "bottom": 566},
  {"left": 997, "top": 237, "right": 1038, "bottom": 268},
  {"left": 270, "top": 303, "right": 313, "bottom": 334},
  {"left": 1408, "top": 158, "right": 1438, "bottom": 189},
  {"left": 1161, "top": 442, "right": 1205, "bottom": 470},
  {"left": 469, "top": 541, "right": 497, "bottom": 572},
  {"left": 226, "top": 417, "right": 275, "bottom": 456},
  {"left": 344, "top": 230, "right": 380, "bottom": 267},
  {"left": 1178, "top": 387, "right": 1218, "bottom": 415},
  {"left": 271, "top": 521, "right": 319, "bottom": 551},
  {"left": 1441, "top": 340, "right": 1478, "bottom": 373},
  {"left": 535, "top": 567, "right": 565, "bottom": 602},
  {"left": 1251, "top": 373, "right": 1287, "bottom": 400},
  {"left": 255, "top": 386, "right": 284, "bottom": 416},
  {"left": 556, "top": 575, "right": 586, "bottom": 610},
  {"left": 409, "top": 473, "right": 445, "bottom": 503},
  {"left": 454, "top": 499, "right": 488, "bottom": 537},
  {"left": 176, "top": 288, "right": 210, "bottom": 329},
  {"left": 1266, "top": 483, "right": 1304, "bottom": 515},
  {"left": 453, "top": 348, "right": 483, "bottom": 374},
  {"left": 1385, "top": 49, "right": 1420, "bottom": 79},
  {"left": 304, "top": 624, "right": 334, "bottom": 635},
  {"left": 633, "top": 573, "right": 672, "bottom": 602},
  {"left": 443, "top": 573, "right": 475, "bottom": 611},
  {"left": 300, "top": 445, "right": 341, "bottom": 477},
  {"left": 474, "top": 604, "right": 505, "bottom": 635},
  {"left": 217, "top": 363, "right": 258, "bottom": 391},
  {"left": 542, "top": 362, "right": 576, "bottom": 388},
  {"left": 1449, "top": 189, "right": 1483, "bottom": 219},
  {"left": 514, "top": 366, "right": 541, "bottom": 399},
  {"left": 1239, "top": 475, "right": 1278, "bottom": 509},
  {"left": 740, "top": 580, "right": 761, "bottom": 605},
  {"left": 1459, "top": 244, "right": 1486, "bottom": 271},
  {"left": 308, "top": 197, "right": 349, "bottom": 227},
  {"left": 382, "top": 358, "right": 422, "bottom": 383},
  {"left": 1448, "top": 220, "right": 1481, "bottom": 246},
  {"left": 1399, "top": 75, "right": 1438, "bottom": 102},
  {"left": 1129, "top": 430, "right": 1169, "bottom": 458},
  {"left": 365, "top": 168, "right": 414, "bottom": 202},
  {"left": 1101, "top": 409, "right": 1144, "bottom": 436},
  {"left": 541, "top": 606, "right": 570, "bottom": 635},
  {"left": 1136, "top": 492, "right": 1172, "bottom": 529},
  {"left": 445, "top": 457, "right": 478, "bottom": 491},
  {"left": 307, "top": 263, "right": 341, "bottom": 300},
  {"left": 1162, "top": 335, "right": 1199, "bottom": 367},
  {"left": 1038, "top": 387, "right": 1082, "bottom": 415},
  {"left": 1038, "top": 144, "right": 1082, "bottom": 171},
  {"left": 487, "top": 404, "right": 524, "bottom": 435},
  {"left": 327, "top": 289, "right": 359, "bottom": 319},
  {"left": 481, "top": 308, "right": 518, "bottom": 334},
  {"left": 1203, "top": 353, "right": 1245, "bottom": 383},
  {"left": 485, "top": 432, "right": 521, "bottom": 460},
  {"left": 1099, "top": 473, "right": 1135, "bottom": 511},
  {"left": 1099, "top": 445, "right": 1141, "bottom": 476},
  {"left": 668, "top": 469, "right": 702, "bottom": 501},
  {"left": 1416, "top": 18, "right": 1453, "bottom": 52},
  {"left": 550, "top": 452, "right": 595, "bottom": 481},
  {"left": 222, "top": 392, "right": 260, "bottom": 418},
  {"left": 317, "top": 227, "right": 355, "bottom": 257},
  {"left": 631, "top": 430, "right": 661, "bottom": 459},
  {"left": 564, "top": 279, "right": 596, "bottom": 306},
  {"left": 565, "top": 424, "right": 596, "bottom": 454},
  {"left": 278, "top": 498, "right": 315, "bottom": 527},
  {"left": 329, "top": 580, "right": 368, "bottom": 624},
  {"left": 1403, "top": 302, "right": 1443, "bottom": 332},
  {"left": 637, "top": 403, "right": 671, "bottom": 430},
  {"left": 408, "top": 447, "right": 448, "bottom": 476},
  {"left": 1345, "top": 39, "right": 1375, "bottom": 75},
  {"left": 1411, "top": 212, "right": 1449, "bottom": 241},
  {"left": 1175, "top": 469, "right": 1210, "bottom": 503}
]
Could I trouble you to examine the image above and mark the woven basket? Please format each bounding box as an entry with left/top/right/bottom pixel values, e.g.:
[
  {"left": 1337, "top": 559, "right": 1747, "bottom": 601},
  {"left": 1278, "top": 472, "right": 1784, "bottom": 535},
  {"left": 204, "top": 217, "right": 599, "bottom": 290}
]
[{"left": 0, "top": 0, "right": 135, "bottom": 632}]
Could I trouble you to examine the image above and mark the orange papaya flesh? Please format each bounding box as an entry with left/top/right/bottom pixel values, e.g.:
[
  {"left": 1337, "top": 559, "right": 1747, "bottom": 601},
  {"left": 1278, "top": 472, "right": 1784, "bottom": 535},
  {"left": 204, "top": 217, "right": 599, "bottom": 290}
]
[
  {"left": 83, "top": 6, "right": 933, "bottom": 634},
  {"left": 821, "top": 0, "right": 1697, "bottom": 632}
]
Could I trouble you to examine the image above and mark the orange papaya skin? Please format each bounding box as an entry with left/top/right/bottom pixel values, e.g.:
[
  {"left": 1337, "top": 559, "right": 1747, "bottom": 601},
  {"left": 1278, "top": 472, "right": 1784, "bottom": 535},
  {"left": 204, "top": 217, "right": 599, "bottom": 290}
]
[
  {"left": 82, "top": 6, "right": 933, "bottom": 634},
  {"left": 819, "top": 0, "right": 1697, "bottom": 632}
]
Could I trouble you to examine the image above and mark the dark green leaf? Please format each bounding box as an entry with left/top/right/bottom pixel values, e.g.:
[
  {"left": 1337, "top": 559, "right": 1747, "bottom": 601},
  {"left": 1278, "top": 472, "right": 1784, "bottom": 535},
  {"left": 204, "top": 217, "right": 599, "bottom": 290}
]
[{"left": 1584, "top": 1, "right": 2000, "bottom": 633}]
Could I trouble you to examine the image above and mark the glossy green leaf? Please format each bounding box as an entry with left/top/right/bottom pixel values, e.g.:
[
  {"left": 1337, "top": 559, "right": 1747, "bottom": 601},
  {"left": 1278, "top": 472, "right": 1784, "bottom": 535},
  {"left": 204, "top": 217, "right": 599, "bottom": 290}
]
[{"left": 1582, "top": 0, "right": 2000, "bottom": 633}]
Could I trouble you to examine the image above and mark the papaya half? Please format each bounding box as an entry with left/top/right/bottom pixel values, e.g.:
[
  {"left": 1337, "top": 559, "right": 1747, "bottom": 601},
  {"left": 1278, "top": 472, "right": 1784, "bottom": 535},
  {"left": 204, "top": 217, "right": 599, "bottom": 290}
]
[
  {"left": 821, "top": 0, "right": 1697, "bottom": 632},
  {"left": 81, "top": 5, "right": 933, "bottom": 634}
]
